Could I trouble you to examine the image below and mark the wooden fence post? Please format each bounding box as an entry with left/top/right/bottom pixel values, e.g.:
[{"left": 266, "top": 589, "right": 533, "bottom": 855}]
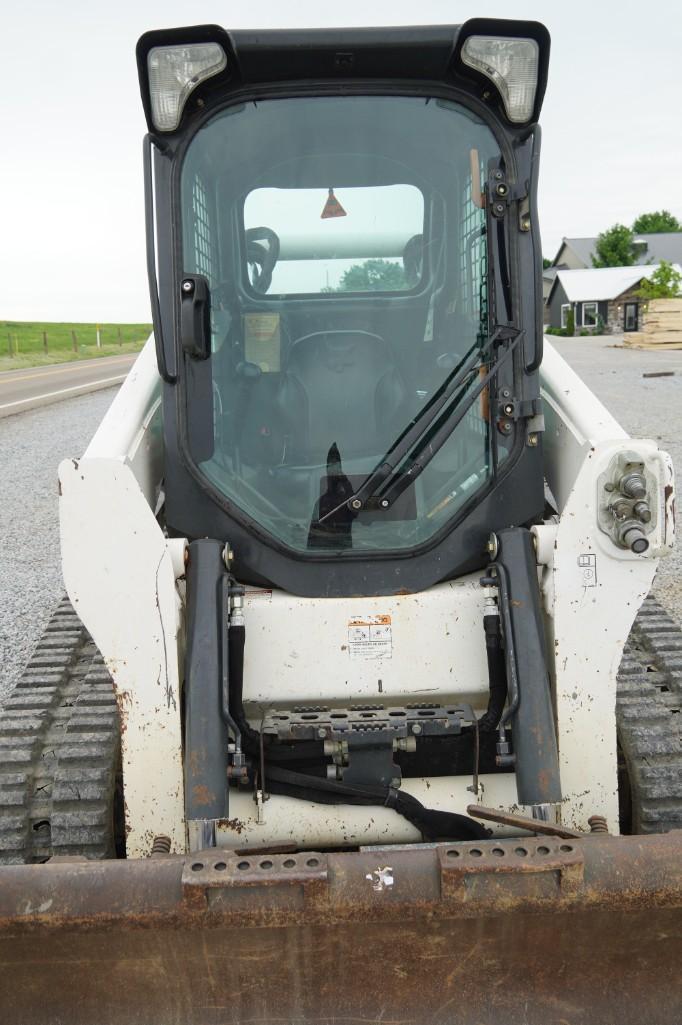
[
  {"left": 72, "top": 330, "right": 78, "bottom": 353},
  {"left": 43, "top": 331, "right": 48, "bottom": 354},
  {"left": 7, "top": 333, "right": 12, "bottom": 357},
  {"left": 118, "top": 326, "right": 122, "bottom": 347}
]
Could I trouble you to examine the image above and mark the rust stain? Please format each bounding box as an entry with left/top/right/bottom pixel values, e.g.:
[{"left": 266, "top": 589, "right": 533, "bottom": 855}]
[
  {"left": 192, "top": 784, "right": 215, "bottom": 807},
  {"left": 114, "top": 690, "right": 133, "bottom": 738},
  {"left": 123, "top": 799, "right": 132, "bottom": 838},
  {"left": 664, "top": 483, "right": 675, "bottom": 534},
  {"left": 218, "top": 817, "right": 246, "bottom": 834}
]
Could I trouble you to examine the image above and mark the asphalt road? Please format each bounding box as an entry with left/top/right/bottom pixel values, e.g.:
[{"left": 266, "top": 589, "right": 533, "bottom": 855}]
[
  {"left": 0, "top": 354, "right": 137, "bottom": 419},
  {"left": 0, "top": 388, "right": 118, "bottom": 698}
]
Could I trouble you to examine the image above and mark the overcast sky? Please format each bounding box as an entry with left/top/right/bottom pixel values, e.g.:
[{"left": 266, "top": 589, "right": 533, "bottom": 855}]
[{"left": 2, "top": 0, "right": 680, "bottom": 322}]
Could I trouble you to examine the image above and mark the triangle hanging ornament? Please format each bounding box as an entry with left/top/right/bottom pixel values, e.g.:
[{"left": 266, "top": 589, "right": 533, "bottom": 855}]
[{"left": 321, "top": 187, "right": 347, "bottom": 219}]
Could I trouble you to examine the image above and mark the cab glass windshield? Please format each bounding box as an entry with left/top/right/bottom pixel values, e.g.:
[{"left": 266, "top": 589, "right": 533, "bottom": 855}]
[{"left": 180, "top": 95, "right": 506, "bottom": 554}]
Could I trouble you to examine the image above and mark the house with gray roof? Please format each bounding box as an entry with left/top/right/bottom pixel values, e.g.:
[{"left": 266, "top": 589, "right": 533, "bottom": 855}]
[
  {"left": 545, "top": 264, "right": 682, "bottom": 334},
  {"left": 553, "top": 233, "right": 682, "bottom": 269},
  {"left": 543, "top": 233, "right": 682, "bottom": 302}
]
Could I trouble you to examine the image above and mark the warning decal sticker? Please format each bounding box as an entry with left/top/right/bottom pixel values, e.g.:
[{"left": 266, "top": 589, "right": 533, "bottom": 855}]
[
  {"left": 244, "top": 313, "right": 281, "bottom": 372},
  {"left": 347, "top": 615, "right": 392, "bottom": 661},
  {"left": 244, "top": 588, "right": 273, "bottom": 604}
]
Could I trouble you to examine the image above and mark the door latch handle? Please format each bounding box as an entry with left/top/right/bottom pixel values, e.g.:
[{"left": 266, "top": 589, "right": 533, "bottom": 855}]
[{"left": 180, "top": 275, "right": 211, "bottom": 360}]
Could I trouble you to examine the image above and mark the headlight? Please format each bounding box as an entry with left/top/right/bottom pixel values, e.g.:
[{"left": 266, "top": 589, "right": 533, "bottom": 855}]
[
  {"left": 148, "top": 43, "right": 227, "bottom": 132},
  {"left": 461, "top": 35, "right": 539, "bottom": 123}
]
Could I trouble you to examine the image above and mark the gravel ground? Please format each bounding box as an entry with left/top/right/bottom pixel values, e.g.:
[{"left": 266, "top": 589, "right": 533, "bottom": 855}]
[
  {"left": 550, "top": 335, "right": 682, "bottom": 623},
  {"left": 0, "top": 337, "right": 680, "bottom": 702},
  {"left": 0, "top": 389, "right": 117, "bottom": 700}
]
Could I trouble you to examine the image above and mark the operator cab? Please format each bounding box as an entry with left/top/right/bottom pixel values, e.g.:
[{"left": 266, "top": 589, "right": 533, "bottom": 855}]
[{"left": 138, "top": 22, "right": 550, "bottom": 595}]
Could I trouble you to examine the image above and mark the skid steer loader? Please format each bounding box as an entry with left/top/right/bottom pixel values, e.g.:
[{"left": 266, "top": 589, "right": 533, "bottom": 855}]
[{"left": 1, "top": 18, "right": 681, "bottom": 1025}]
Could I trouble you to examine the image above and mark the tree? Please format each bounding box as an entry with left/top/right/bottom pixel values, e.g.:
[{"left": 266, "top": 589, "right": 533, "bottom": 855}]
[
  {"left": 592, "top": 224, "right": 635, "bottom": 268},
  {"left": 542, "top": 257, "right": 552, "bottom": 269},
  {"left": 636, "top": 260, "right": 682, "bottom": 300},
  {"left": 632, "top": 210, "right": 682, "bottom": 234},
  {"left": 336, "top": 259, "right": 407, "bottom": 292}
]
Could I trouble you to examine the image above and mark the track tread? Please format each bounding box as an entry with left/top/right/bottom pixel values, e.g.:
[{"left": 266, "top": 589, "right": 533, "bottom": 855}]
[
  {"left": 617, "top": 597, "right": 682, "bottom": 834},
  {"left": 0, "top": 601, "right": 119, "bottom": 863}
]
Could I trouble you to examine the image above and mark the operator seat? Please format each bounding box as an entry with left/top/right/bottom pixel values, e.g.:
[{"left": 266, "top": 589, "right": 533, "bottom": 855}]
[{"left": 278, "top": 330, "right": 408, "bottom": 465}]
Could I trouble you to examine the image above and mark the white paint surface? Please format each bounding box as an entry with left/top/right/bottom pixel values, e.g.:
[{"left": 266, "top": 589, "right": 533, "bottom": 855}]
[
  {"left": 59, "top": 342, "right": 186, "bottom": 857},
  {"left": 242, "top": 579, "right": 489, "bottom": 712}
]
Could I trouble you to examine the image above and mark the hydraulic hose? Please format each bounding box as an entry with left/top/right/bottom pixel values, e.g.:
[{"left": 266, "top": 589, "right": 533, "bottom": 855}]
[
  {"left": 478, "top": 608, "right": 508, "bottom": 733},
  {"left": 263, "top": 765, "right": 489, "bottom": 842}
]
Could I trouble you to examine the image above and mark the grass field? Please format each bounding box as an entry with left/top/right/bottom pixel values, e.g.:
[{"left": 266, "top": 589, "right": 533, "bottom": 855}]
[{"left": 0, "top": 321, "right": 152, "bottom": 371}]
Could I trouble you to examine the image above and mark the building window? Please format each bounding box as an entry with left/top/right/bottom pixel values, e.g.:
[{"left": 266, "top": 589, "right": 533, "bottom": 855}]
[
  {"left": 582, "top": 302, "right": 598, "bottom": 327},
  {"left": 560, "top": 304, "right": 570, "bottom": 329}
]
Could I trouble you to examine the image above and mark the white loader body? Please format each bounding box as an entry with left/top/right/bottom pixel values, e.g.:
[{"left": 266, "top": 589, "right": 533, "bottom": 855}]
[{"left": 58, "top": 338, "right": 674, "bottom": 857}]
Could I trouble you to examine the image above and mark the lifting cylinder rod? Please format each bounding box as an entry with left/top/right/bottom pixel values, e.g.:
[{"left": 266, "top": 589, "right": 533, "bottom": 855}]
[
  {"left": 494, "top": 527, "right": 562, "bottom": 806},
  {"left": 184, "top": 539, "right": 230, "bottom": 848}
]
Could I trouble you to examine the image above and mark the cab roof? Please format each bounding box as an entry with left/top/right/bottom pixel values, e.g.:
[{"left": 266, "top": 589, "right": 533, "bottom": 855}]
[{"left": 137, "top": 19, "right": 550, "bottom": 135}]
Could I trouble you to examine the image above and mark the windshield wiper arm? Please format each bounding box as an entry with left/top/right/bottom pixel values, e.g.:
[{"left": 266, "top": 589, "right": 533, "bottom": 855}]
[
  {"left": 318, "top": 326, "right": 519, "bottom": 524},
  {"left": 375, "top": 331, "right": 523, "bottom": 510}
]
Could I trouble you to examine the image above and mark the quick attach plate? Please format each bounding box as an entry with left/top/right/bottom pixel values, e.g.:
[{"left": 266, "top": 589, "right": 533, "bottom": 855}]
[
  {"left": 262, "top": 703, "right": 475, "bottom": 741},
  {"left": 261, "top": 703, "right": 476, "bottom": 788}
]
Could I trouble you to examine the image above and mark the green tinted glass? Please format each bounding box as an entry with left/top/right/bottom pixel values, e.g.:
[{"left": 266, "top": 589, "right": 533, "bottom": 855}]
[{"left": 181, "top": 95, "right": 505, "bottom": 554}]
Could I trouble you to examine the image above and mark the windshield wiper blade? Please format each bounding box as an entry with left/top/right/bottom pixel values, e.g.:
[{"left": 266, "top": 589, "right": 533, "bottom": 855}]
[{"left": 318, "top": 326, "right": 519, "bottom": 525}]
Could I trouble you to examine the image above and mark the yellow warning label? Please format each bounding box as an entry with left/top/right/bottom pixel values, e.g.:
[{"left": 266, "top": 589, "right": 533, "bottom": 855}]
[
  {"left": 347, "top": 615, "right": 392, "bottom": 660},
  {"left": 244, "top": 313, "right": 281, "bottom": 372}
]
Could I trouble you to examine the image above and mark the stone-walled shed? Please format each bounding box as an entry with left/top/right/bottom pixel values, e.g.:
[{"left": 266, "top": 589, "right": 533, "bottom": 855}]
[{"left": 545, "top": 264, "right": 682, "bottom": 334}]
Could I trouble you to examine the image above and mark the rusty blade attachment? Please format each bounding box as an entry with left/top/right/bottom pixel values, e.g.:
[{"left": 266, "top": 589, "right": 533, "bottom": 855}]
[
  {"left": 467, "top": 802, "right": 584, "bottom": 838},
  {"left": 0, "top": 833, "right": 681, "bottom": 1025}
]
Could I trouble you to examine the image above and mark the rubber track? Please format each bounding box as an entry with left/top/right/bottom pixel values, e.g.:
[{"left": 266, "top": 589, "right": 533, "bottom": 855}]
[
  {"left": 617, "top": 596, "right": 682, "bottom": 834},
  {"left": 0, "top": 598, "right": 118, "bottom": 864}
]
